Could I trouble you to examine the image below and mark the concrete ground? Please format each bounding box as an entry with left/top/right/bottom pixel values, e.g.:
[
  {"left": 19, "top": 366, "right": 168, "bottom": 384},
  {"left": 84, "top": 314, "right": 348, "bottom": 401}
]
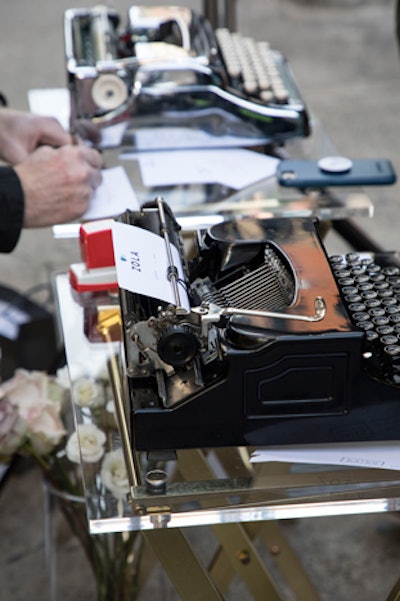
[{"left": 1, "top": 0, "right": 400, "bottom": 600}]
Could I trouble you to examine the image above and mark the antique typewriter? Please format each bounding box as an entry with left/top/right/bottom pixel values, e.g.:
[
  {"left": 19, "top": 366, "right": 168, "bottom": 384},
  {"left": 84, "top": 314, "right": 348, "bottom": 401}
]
[
  {"left": 64, "top": 5, "right": 310, "bottom": 149},
  {"left": 117, "top": 199, "right": 400, "bottom": 453}
]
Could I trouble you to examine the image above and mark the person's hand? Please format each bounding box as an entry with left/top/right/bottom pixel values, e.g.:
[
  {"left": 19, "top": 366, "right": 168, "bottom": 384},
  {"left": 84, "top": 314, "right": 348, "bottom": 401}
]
[
  {"left": 14, "top": 144, "right": 103, "bottom": 227},
  {"left": 0, "top": 108, "right": 72, "bottom": 165}
]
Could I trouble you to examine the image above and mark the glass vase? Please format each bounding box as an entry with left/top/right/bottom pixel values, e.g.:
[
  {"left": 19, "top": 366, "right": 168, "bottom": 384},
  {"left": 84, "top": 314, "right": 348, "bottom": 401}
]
[{"left": 43, "top": 480, "right": 143, "bottom": 601}]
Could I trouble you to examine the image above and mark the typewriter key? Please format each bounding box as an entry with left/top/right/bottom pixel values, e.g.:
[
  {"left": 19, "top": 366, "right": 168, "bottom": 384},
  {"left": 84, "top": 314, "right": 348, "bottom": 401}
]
[
  {"left": 358, "top": 282, "right": 373, "bottom": 291},
  {"left": 352, "top": 312, "right": 370, "bottom": 322},
  {"left": 380, "top": 335, "right": 398, "bottom": 345},
  {"left": 356, "top": 321, "right": 374, "bottom": 330},
  {"left": 376, "top": 325, "right": 394, "bottom": 335},
  {"left": 381, "top": 297, "right": 397, "bottom": 306},
  {"left": 346, "top": 252, "right": 360, "bottom": 262},
  {"left": 374, "top": 281, "right": 389, "bottom": 290},
  {"left": 361, "top": 291, "right": 378, "bottom": 300},
  {"left": 372, "top": 316, "right": 390, "bottom": 326},
  {"left": 368, "top": 308, "right": 385, "bottom": 317},
  {"left": 364, "top": 298, "right": 381, "bottom": 308},
  {"left": 382, "top": 266, "right": 400, "bottom": 276},
  {"left": 378, "top": 288, "right": 393, "bottom": 296},
  {"left": 338, "top": 277, "right": 354, "bottom": 286},
  {"left": 348, "top": 302, "right": 366, "bottom": 312},
  {"left": 345, "top": 294, "right": 362, "bottom": 303},
  {"left": 385, "top": 305, "right": 400, "bottom": 315},
  {"left": 354, "top": 274, "right": 369, "bottom": 283}
]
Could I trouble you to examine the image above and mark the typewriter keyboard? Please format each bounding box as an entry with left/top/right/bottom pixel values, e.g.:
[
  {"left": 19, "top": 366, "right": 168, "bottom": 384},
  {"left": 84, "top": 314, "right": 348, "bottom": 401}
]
[
  {"left": 215, "top": 28, "right": 290, "bottom": 104},
  {"left": 330, "top": 252, "right": 400, "bottom": 387}
]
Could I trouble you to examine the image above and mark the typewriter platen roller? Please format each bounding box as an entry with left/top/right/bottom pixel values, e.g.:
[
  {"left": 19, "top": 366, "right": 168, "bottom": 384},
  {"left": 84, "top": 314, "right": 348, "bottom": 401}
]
[
  {"left": 64, "top": 5, "right": 310, "bottom": 148},
  {"left": 118, "top": 200, "right": 400, "bottom": 453}
]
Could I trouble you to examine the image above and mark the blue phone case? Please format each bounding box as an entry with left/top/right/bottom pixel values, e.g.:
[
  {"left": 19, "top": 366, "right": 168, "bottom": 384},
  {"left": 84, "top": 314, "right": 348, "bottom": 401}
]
[{"left": 277, "top": 158, "right": 397, "bottom": 188}]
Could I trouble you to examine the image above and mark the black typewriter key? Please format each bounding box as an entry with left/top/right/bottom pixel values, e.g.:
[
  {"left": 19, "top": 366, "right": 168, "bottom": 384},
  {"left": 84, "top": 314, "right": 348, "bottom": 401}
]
[
  {"left": 388, "top": 276, "right": 400, "bottom": 285},
  {"left": 373, "top": 281, "right": 389, "bottom": 290},
  {"left": 338, "top": 277, "right": 354, "bottom": 286},
  {"left": 367, "top": 263, "right": 381, "bottom": 272},
  {"left": 380, "top": 335, "right": 398, "bottom": 346},
  {"left": 352, "top": 312, "right": 370, "bottom": 322},
  {"left": 378, "top": 290, "right": 393, "bottom": 298},
  {"left": 329, "top": 255, "right": 344, "bottom": 264},
  {"left": 345, "top": 294, "right": 362, "bottom": 303},
  {"left": 376, "top": 325, "right": 394, "bottom": 336},
  {"left": 348, "top": 302, "right": 366, "bottom": 312},
  {"left": 385, "top": 305, "right": 400, "bottom": 315},
  {"left": 350, "top": 267, "right": 366, "bottom": 276},
  {"left": 342, "top": 286, "right": 358, "bottom": 295},
  {"left": 364, "top": 298, "right": 381, "bottom": 308},
  {"left": 383, "top": 345, "right": 400, "bottom": 379},
  {"left": 365, "top": 330, "right": 379, "bottom": 342},
  {"left": 368, "top": 307, "right": 385, "bottom": 317},
  {"left": 361, "top": 291, "right": 378, "bottom": 300},
  {"left": 382, "top": 266, "right": 400, "bottom": 276},
  {"left": 356, "top": 321, "right": 374, "bottom": 330},
  {"left": 383, "top": 344, "right": 400, "bottom": 359},
  {"left": 354, "top": 274, "right": 369, "bottom": 283},
  {"left": 346, "top": 253, "right": 360, "bottom": 262},
  {"left": 369, "top": 275, "right": 386, "bottom": 284},
  {"left": 391, "top": 315, "right": 400, "bottom": 325},
  {"left": 335, "top": 270, "right": 351, "bottom": 278},
  {"left": 372, "top": 316, "right": 390, "bottom": 326},
  {"left": 357, "top": 282, "right": 373, "bottom": 291},
  {"left": 381, "top": 297, "right": 397, "bottom": 306}
]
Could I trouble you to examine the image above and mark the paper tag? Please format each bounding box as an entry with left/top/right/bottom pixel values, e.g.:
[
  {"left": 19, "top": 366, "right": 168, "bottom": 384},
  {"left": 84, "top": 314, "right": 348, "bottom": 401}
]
[{"left": 111, "top": 221, "right": 190, "bottom": 309}]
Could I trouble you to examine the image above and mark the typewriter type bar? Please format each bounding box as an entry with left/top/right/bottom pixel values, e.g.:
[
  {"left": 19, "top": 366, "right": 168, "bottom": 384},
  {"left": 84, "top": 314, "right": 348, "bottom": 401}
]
[
  {"left": 64, "top": 5, "right": 310, "bottom": 149},
  {"left": 116, "top": 200, "right": 400, "bottom": 453}
]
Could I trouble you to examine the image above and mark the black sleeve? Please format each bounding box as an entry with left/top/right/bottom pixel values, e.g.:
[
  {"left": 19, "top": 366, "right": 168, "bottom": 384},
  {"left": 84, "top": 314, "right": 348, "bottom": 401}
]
[{"left": 0, "top": 166, "right": 24, "bottom": 253}]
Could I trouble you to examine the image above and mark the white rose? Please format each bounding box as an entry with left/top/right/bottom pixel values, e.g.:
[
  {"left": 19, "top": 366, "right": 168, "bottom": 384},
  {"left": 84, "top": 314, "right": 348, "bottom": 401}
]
[
  {"left": 66, "top": 424, "right": 106, "bottom": 464},
  {"left": 100, "top": 449, "right": 129, "bottom": 499},
  {"left": 72, "top": 378, "right": 104, "bottom": 409}
]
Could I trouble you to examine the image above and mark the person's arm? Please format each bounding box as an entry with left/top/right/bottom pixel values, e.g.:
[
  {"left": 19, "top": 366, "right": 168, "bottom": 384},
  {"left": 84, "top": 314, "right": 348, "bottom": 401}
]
[{"left": 0, "top": 166, "right": 24, "bottom": 253}]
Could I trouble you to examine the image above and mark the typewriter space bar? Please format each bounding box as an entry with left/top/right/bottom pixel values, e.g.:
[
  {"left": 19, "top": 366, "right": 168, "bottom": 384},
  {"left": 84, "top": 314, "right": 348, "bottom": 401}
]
[{"left": 194, "top": 297, "right": 326, "bottom": 323}]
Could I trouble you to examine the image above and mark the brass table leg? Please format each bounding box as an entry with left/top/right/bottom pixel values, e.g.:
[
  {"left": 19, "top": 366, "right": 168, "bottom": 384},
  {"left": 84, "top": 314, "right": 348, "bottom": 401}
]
[
  {"left": 143, "top": 529, "right": 224, "bottom": 601},
  {"left": 178, "top": 449, "right": 321, "bottom": 601},
  {"left": 386, "top": 576, "right": 400, "bottom": 601},
  {"left": 177, "top": 449, "right": 285, "bottom": 601}
]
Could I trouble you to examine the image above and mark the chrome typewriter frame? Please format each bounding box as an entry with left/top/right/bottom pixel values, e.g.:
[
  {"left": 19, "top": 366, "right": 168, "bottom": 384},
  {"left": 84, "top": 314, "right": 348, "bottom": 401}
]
[{"left": 64, "top": 5, "right": 310, "bottom": 149}]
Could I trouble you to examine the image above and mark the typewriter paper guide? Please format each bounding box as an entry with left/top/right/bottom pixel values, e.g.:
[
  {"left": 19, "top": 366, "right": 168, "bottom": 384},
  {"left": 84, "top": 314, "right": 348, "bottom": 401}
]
[{"left": 111, "top": 221, "right": 190, "bottom": 310}]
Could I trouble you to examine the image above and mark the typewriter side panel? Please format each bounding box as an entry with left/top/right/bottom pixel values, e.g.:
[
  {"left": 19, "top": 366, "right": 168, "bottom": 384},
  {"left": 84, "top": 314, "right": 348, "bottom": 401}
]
[{"left": 130, "top": 335, "right": 400, "bottom": 452}]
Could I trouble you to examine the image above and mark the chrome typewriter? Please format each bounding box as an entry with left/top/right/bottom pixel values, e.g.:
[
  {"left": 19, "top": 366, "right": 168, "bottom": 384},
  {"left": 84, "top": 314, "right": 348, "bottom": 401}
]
[
  {"left": 118, "top": 199, "right": 400, "bottom": 453},
  {"left": 64, "top": 5, "right": 310, "bottom": 149}
]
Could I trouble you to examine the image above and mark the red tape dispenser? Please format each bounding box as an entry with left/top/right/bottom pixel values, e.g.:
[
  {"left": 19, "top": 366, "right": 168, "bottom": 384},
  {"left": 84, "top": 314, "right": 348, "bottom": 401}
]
[
  {"left": 69, "top": 219, "right": 117, "bottom": 293},
  {"left": 69, "top": 219, "right": 119, "bottom": 343}
]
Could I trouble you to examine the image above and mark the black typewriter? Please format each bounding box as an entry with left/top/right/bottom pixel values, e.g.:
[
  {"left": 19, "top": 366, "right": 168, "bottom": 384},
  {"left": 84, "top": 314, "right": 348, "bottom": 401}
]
[
  {"left": 116, "top": 199, "right": 400, "bottom": 453},
  {"left": 64, "top": 5, "right": 310, "bottom": 148}
]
